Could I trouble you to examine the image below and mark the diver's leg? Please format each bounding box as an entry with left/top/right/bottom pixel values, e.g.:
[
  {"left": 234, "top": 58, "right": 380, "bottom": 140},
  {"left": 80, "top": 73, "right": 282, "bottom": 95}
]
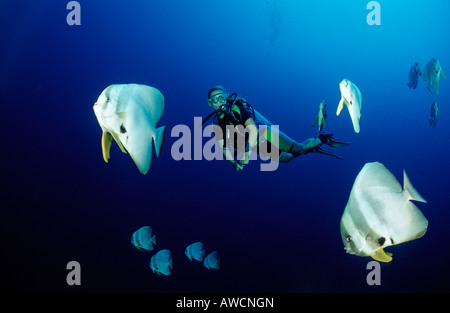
[
  {"left": 278, "top": 152, "right": 296, "bottom": 163},
  {"left": 264, "top": 126, "right": 319, "bottom": 157}
]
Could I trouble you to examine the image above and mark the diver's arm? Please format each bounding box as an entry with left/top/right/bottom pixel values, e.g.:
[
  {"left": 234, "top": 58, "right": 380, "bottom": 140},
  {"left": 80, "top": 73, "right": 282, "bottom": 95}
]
[
  {"left": 241, "top": 118, "right": 258, "bottom": 165},
  {"left": 216, "top": 138, "right": 243, "bottom": 171}
]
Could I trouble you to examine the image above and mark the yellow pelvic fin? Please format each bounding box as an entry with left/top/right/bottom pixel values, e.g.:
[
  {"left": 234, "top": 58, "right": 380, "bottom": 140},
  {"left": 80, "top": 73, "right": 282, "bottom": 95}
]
[
  {"left": 441, "top": 67, "right": 447, "bottom": 80},
  {"left": 371, "top": 248, "right": 393, "bottom": 263},
  {"left": 101, "top": 132, "right": 113, "bottom": 163},
  {"left": 109, "top": 130, "right": 127, "bottom": 154},
  {"left": 336, "top": 99, "right": 345, "bottom": 116}
]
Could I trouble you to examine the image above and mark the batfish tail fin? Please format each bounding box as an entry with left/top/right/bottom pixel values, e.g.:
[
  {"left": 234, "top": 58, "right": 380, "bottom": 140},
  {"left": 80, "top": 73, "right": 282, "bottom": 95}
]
[
  {"left": 168, "top": 256, "right": 173, "bottom": 270},
  {"left": 154, "top": 126, "right": 166, "bottom": 158},
  {"left": 403, "top": 170, "right": 427, "bottom": 203},
  {"left": 312, "top": 116, "right": 318, "bottom": 127},
  {"left": 429, "top": 118, "right": 436, "bottom": 128}
]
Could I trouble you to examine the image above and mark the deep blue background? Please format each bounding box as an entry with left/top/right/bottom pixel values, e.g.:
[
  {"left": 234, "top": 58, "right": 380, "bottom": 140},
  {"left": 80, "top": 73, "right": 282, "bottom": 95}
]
[{"left": 1, "top": 0, "right": 449, "bottom": 292}]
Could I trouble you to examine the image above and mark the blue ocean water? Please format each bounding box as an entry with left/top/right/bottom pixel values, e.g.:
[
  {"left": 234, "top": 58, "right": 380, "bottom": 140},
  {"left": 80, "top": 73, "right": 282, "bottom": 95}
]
[{"left": 1, "top": 0, "right": 449, "bottom": 293}]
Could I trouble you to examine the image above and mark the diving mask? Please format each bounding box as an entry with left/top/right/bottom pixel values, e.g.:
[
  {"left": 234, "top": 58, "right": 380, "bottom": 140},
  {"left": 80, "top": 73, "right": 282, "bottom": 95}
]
[{"left": 209, "top": 92, "right": 228, "bottom": 104}]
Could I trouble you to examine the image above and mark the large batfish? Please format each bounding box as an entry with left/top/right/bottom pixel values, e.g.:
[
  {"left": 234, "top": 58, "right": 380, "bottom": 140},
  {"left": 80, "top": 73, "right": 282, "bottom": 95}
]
[
  {"left": 93, "top": 84, "right": 165, "bottom": 174},
  {"left": 340, "top": 162, "right": 428, "bottom": 263}
]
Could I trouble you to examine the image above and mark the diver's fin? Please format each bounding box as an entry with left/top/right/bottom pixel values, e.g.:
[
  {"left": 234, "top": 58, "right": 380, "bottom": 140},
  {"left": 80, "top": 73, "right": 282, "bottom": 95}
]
[
  {"left": 371, "top": 248, "right": 393, "bottom": 263},
  {"left": 319, "top": 132, "right": 352, "bottom": 148},
  {"left": 312, "top": 147, "right": 345, "bottom": 160},
  {"left": 327, "top": 137, "right": 353, "bottom": 148},
  {"left": 336, "top": 98, "right": 345, "bottom": 116}
]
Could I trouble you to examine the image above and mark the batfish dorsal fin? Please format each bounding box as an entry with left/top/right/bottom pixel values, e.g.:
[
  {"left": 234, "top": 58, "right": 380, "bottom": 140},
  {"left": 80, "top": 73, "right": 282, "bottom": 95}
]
[{"left": 403, "top": 170, "right": 427, "bottom": 203}]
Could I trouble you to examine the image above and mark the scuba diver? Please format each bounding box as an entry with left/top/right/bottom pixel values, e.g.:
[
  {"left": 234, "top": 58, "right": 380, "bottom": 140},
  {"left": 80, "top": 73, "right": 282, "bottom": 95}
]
[{"left": 202, "top": 86, "right": 351, "bottom": 171}]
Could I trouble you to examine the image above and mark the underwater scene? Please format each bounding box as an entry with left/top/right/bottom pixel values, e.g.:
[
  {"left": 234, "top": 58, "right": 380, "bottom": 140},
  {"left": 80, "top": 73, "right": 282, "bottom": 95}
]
[{"left": 1, "top": 0, "right": 450, "bottom": 294}]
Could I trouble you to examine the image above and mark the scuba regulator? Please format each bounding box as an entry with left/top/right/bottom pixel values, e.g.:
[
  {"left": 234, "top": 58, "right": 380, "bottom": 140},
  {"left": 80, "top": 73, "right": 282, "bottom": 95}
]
[{"left": 202, "top": 93, "right": 238, "bottom": 125}]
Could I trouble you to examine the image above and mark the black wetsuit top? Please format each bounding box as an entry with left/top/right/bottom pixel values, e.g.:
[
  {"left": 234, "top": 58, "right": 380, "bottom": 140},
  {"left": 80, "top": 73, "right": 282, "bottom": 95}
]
[{"left": 212, "top": 100, "right": 254, "bottom": 154}]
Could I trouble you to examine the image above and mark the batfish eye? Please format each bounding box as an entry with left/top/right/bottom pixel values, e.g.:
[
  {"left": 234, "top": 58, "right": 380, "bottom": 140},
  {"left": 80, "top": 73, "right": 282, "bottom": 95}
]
[{"left": 346, "top": 236, "right": 352, "bottom": 242}]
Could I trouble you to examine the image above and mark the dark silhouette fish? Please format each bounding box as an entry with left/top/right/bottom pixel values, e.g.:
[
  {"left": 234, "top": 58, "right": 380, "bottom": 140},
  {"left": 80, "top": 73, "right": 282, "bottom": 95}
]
[
  {"left": 429, "top": 101, "right": 441, "bottom": 128},
  {"left": 407, "top": 62, "right": 422, "bottom": 89}
]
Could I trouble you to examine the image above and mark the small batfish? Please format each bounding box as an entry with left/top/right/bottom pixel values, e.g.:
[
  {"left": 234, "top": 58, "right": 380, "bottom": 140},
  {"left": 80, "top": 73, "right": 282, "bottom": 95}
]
[
  {"left": 203, "top": 251, "right": 220, "bottom": 270},
  {"left": 150, "top": 249, "right": 173, "bottom": 276},
  {"left": 340, "top": 162, "right": 428, "bottom": 263},
  {"left": 336, "top": 79, "right": 362, "bottom": 133},
  {"left": 131, "top": 226, "right": 156, "bottom": 251},
  {"left": 312, "top": 100, "right": 327, "bottom": 138},
  {"left": 422, "top": 58, "right": 447, "bottom": 96},
  {"left": 429, "top": 101, "right": 441, "bottom": 128},
  {"left": 407, "top": 62, "right": 422, "bottom": 89},
  {"left": 185, "top": 242, "right": 206, "bottom": 262}
]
